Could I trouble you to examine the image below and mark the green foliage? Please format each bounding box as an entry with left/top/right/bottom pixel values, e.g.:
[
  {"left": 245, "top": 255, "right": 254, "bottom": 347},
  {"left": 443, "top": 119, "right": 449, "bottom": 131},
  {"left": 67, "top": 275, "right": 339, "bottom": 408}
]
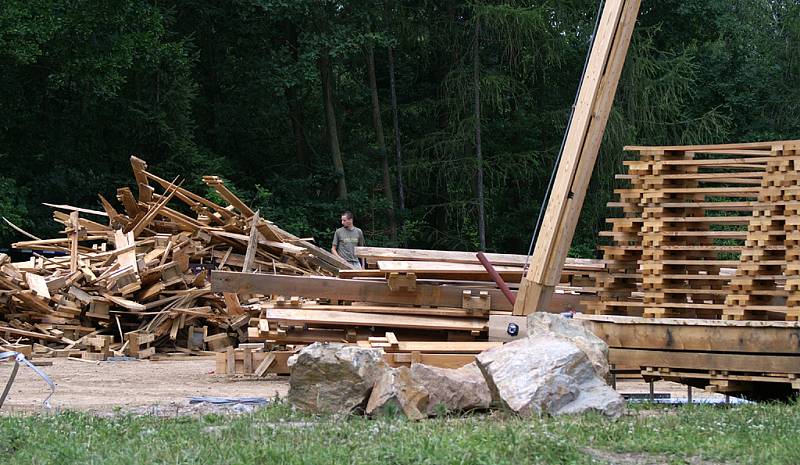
[
  {"left": 0, "top": 1, "right": 798, "bottom": 255},
  {"left": 4, "top": 402, "right": 800, "bottom": 464},
  {"left": 0, "top": 176, "right": 30, "bottom": 244}
]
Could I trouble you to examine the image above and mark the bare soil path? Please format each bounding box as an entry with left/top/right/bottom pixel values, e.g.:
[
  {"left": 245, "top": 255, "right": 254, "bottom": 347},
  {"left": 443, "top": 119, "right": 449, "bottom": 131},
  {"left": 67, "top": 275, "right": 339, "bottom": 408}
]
[{"left": 0, "top": 357, "right": 289, "bottom": 415}]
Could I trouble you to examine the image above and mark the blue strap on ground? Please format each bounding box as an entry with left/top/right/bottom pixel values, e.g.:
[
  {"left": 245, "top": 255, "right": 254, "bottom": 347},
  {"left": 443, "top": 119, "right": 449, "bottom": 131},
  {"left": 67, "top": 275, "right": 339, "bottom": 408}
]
[
  {"left": 188, "top": 396, "right": 269, "bottom": 405},
  {"left": 0, "top": 351, "right": 55, "bottom": 410}
]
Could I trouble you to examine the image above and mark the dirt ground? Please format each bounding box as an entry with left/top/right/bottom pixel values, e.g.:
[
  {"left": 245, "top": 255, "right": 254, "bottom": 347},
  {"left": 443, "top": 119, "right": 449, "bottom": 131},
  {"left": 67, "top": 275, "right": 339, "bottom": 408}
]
[
  {"left": 0, "top": 356, "right": 289, "bottom": 415},
  {"left": 0, "top": 357, "right": 726, "bottom": 416}
]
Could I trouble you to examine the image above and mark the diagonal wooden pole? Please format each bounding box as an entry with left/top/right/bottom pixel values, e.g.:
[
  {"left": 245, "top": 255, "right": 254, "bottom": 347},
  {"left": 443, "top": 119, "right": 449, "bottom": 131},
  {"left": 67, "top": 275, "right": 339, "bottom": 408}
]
[{"left": 514, "top": 0, "right": 641, "bottom": 315}]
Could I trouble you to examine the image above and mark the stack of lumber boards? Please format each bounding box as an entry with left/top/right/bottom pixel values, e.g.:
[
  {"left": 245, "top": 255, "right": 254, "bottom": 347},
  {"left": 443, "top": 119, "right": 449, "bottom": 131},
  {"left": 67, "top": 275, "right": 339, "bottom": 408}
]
[
  {"left": 212, "top": 271, "right": 507, "bottom": 347},
  {"left": 579, "top": 314, "right": 800, "bottom": 397},
  {"left": 211, "top": 248, "right": 599, "bottom": 374},
  {"left": 0, "top": 156, "right": 348, "bottom": 360},
  {"left": 215, "top": 332, "right": 502, "bottom": 376},
  {"left": 354, "top": 247, "right": 602, "bottom": 288},
  {"left": 590, "top": 140, "right": 800, "bottom": 321}
]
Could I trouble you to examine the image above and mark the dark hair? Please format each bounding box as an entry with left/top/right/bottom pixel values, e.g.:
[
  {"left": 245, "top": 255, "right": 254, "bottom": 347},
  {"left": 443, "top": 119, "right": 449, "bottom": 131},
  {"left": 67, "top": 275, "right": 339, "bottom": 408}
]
[{"left": 342, "top": 211, "right": 354, "bottom": 220}]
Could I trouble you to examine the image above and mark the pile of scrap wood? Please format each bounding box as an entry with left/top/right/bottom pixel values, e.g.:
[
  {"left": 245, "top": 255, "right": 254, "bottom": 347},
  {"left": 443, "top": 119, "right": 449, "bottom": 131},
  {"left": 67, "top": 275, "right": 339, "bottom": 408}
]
[
  {"left": 0, "top": 156, "right": 349, "bottom": 360},
  {"left": 211, "top": 247, "right": 603, "bottom": 376}
]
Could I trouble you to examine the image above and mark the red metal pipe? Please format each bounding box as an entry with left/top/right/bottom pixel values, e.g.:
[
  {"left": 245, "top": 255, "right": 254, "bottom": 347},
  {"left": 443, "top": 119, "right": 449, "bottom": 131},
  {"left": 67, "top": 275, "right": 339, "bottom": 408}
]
[{"left": 476, "top": 252, "right": 516, "bottom": 305}]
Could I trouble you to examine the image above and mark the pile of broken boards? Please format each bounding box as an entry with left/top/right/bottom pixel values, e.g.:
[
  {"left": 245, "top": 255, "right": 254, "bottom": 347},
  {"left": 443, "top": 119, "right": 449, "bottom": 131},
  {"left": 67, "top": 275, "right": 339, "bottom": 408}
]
[
  {"left": 0, "top": 156, "right": 350, "bottom": 361},
  {"left": 212, "top": 248, "right": 602, "bottom": 375},
  {"left": 286, "top": 313, "right": 623, "bottom": 420}
]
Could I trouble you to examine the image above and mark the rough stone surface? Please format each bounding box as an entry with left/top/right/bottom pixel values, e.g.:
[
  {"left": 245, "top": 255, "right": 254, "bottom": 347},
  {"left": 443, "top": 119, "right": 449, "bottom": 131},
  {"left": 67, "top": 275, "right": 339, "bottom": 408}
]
[
  {"left": 287, "top": 342, "right": 387, "bottom": 414},
  {"left": 409, "top": 362, "right": 492, "bottom": 415},
  {"left": 527, "top": 312, "right": 610, "bottom": 380},
  {"left": 475, "top": 335, "right": 624, "bottom": 418},
  {"left": 366, "top": 366, "right": 428, "bottom": 420}
]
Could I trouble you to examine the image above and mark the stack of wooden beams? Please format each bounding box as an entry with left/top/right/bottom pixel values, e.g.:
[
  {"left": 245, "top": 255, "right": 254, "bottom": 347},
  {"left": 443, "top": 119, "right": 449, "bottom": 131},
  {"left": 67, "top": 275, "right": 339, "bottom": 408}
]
[
  {"left": 211, "top": 250, "right": 602, "bottom": 375},
  {"left": 586, "top": 140, "right": 800, "bottom": 398},
  {"left": 590, "top": 140, "right": 800, "bottom": 321},
  {"left": 580, "top": 314, "right": 800, "bottom": 398},
  {"left": 0, "top": 156, "right": 349, "bottom": 360},
  {"left": 353, "top": 247, "right": 602, "bottom": 289}
]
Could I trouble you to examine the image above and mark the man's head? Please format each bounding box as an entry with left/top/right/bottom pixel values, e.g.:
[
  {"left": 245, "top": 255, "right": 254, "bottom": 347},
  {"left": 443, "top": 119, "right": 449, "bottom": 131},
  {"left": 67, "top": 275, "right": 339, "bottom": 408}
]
[{"left": 341, "top": 211, "right": 354, "bottom": 229}]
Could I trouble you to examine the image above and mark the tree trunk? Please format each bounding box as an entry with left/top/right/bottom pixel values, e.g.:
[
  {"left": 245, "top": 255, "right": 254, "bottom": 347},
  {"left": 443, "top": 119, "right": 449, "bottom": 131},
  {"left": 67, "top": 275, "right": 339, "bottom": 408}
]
[
  {"left": 474, "top": 20, "right": 486, "bottom": 251},
  {"left": 319, "top": 52, "right": 348, "bottom": 199},
  {"left": 387, "top": 46, "right": 406, "bottom": 213},
  {"left": 286, "top": 85, "right": 310, "bottom": 172},
  {"left": 286, "top": 22, "right": 310, "bottom": 172},
  {"left": 366, "top": 44, "right": 398, "bottom": 240}
]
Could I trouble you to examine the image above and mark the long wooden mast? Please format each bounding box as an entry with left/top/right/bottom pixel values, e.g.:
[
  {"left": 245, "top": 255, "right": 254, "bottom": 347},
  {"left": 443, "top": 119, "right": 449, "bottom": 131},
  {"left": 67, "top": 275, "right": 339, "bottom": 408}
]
[{"left": 514, "top": 0, "right": 641, "bottom": 315}]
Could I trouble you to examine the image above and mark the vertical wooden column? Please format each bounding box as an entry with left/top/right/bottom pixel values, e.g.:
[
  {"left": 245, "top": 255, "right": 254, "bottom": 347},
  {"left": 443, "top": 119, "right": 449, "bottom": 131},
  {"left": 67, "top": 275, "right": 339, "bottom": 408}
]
[{"left": 515, "top": 0, "right": 641, "bottom": 315}]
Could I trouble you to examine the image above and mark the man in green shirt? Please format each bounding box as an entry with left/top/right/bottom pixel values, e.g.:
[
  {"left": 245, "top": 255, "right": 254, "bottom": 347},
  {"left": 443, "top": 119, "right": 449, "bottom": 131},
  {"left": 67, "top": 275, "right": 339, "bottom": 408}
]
[{"left": 332, "top": 211, "right": 365, "bottom": 269}]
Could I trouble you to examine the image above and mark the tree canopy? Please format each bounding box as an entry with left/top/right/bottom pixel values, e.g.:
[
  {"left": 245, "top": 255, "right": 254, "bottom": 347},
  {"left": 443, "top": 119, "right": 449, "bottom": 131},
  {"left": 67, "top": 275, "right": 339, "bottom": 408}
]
[{"left": 2, "top": 0, "right": 798, "bottom": 256}]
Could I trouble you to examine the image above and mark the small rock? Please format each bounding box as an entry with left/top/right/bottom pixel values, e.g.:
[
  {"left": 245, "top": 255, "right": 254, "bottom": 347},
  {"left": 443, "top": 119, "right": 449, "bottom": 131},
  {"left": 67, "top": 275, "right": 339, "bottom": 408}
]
[
  {"left": 287, "top": 342, "right": 387, "bottom": 414},
  {"left": 366, "top": 366, "right": 428, "bottom": 420},
  {"left": 527, "top": 312, "right": 610, "bottom": 380},
  {"left": 409, "top": 362, "right": 492, "bottom": 415},
  {"left": 476, "top": 335, "right": 623, "bottom": 418}
]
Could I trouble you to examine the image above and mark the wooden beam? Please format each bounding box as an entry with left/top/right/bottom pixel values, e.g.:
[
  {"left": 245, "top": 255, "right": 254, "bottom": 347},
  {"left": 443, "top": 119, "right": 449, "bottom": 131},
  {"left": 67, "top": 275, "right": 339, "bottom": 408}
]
[
  {"left": 0, "top": 325, "right": 63, "bottom": 342},
  {"left": 211, "top": 271, "right": 514, "bottom": 311},
  {"left": 578, "top": 315, "right": 800, "bottom": 354},
  {"left": 516, "top": 0, "right": 640, "bottom": 315},
  {"left": 623, "top": 140, "right": 800, "bottom": 152},
  {"left": 69, "top": 211, "right": 80, "bottom": 272},
  {"left": 356, "top": 246, "right": 604, "bottom": 270},
  {"left": 377, "top": 260, "right": 524, "bottom": 281},
  {"left": 609, "top": 348, "right": 800, "bottom": 374},
  {"left": 265, "top": 308, "right": 487, "bottom": 332},
  {"left": 242, "top": 210, "right": 260, "bottom": 273}
]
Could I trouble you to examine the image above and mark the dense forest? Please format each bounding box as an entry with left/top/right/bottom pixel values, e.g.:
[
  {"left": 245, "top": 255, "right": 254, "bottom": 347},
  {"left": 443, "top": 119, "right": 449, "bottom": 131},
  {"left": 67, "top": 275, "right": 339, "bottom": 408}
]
[{"left": 1, "top": 1, "right": 799, "bottom": 257}]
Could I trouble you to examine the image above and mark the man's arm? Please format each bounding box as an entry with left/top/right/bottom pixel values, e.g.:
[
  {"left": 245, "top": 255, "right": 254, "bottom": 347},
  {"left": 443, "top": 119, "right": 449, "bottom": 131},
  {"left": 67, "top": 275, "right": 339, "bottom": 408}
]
[
  {"left": 331, "top": 230, "right": 342, "bottom": 258},
  {"left": 358, "top": 228, "right": 366, "bottom": 268}
]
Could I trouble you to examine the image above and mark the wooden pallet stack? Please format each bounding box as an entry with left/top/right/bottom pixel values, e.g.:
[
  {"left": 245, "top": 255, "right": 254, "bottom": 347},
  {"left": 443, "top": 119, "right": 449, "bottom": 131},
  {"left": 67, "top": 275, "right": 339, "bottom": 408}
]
[
  {"left": 590, "top": 140, "right": 800, "bottom": 320},
  {"left": 585, "top": 140, "right": 800, "bottom": 398},
  {"left": 0, "top": 156, "right": 348, "bottom": 360},
  {"left": 593, "top": 153, "right": 646, "bottom": 315}
]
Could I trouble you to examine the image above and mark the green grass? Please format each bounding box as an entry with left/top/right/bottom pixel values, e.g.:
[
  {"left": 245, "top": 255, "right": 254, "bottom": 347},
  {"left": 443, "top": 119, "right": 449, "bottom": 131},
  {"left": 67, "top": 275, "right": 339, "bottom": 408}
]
[{"left": 2, "top": 402, "right": 800, "bottom": 464}]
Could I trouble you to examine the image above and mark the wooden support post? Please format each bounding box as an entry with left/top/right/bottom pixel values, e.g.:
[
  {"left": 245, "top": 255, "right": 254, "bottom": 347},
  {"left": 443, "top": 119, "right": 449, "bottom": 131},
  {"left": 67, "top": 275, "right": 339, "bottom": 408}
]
[
  {"left": 69, "top": 211, "right": 80, "bottom": 272},
  {"left": 515, "top": 0, "right": 641, "bottom": 315},
  {"left": 242, "top": 210, "right": 260, "bottom": 273}
]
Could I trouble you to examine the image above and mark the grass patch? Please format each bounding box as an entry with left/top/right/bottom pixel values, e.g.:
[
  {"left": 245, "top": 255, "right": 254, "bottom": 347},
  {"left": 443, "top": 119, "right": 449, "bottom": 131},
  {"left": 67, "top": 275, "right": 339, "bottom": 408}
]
[{"left": 1, "top": 402, "right": 800, "bottom": 464}]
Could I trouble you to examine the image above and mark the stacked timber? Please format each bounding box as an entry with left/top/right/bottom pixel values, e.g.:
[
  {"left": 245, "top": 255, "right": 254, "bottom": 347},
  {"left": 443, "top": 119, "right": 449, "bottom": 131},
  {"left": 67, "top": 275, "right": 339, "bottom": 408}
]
[
  {"left": 211, "top": 249, "right": 602, "bottom": 375},
  {"left": 587, "top": 140, "right": 800, "bottom": 398},
  {"left": 0, "top": 156, "right": 349, "bottom": 360},
  {"left": 591, "top": 140, "right": 800, "bottom": 321},
  {"left": 580, "top": 314, "right": 800, "bottom": 398}
]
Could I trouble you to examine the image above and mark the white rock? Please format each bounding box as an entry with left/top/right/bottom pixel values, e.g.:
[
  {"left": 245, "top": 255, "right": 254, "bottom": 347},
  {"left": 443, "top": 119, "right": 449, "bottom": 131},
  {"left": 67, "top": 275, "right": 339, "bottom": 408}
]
[
  {"left": 527, "top": 312, "right": 610, "bottom": 380},
  {"left": 475, "top": 335, "right": 623, "bottom": 418}
]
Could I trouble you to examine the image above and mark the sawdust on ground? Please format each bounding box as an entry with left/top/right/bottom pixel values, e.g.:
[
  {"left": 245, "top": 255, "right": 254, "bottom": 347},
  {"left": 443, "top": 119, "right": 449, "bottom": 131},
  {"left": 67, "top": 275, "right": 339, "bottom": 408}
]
[{"left": 0, "top": 356, "right": 289, "bottom": 415}]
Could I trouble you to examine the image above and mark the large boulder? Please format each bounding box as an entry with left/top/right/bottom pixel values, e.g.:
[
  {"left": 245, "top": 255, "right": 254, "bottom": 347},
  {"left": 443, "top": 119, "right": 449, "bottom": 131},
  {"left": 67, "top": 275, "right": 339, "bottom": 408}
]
[
  {"left": 475, "top": 335, "right": 623, "bottom": 418},
  {"left": 287, "top": 342, "right": 387, "bottom": 414},
  {"left": 527, "top": 312, "right": 610, "bottom": 380},
  {"left": 366, "top": 366, "right": 428, "bottom": 420},
  {"left": 409, "top": 362, "right": 492, "bottom": 415}
]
